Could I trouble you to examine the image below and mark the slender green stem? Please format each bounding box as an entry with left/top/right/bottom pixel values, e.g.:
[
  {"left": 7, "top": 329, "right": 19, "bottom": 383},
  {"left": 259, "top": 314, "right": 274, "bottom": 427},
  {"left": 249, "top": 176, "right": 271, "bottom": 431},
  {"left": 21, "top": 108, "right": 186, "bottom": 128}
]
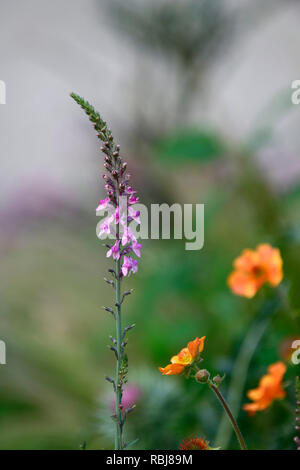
[
  {"left": 115, "top": 257, "right": 122, "bottom": 450},
  {"left": 215, "top": 316, "right": 269, "bottom": 448},
  {"left": 208, "top": 381, "right": 247, "bottom": 450}
]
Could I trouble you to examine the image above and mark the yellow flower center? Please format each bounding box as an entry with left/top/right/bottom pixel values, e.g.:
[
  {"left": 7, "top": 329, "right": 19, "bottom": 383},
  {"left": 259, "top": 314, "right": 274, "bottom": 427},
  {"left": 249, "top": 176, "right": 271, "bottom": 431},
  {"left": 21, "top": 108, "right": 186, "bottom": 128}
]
[{"left": 171, "top": 348, "right": 193, "bottom": 366}]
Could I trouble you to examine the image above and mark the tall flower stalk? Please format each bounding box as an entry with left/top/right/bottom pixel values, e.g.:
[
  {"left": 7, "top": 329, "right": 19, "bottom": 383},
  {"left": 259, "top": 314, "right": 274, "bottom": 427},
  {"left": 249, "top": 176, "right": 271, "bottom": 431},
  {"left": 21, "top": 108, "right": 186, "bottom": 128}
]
[{"left": 71, "top": 93, "right": 141, "bottom": 450}]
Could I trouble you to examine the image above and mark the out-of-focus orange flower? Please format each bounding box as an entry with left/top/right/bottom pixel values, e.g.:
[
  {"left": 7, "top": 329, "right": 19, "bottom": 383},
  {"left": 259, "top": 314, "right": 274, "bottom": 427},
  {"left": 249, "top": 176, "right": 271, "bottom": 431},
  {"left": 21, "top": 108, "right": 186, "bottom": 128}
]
[
  {"left": 227, "top": 244, "right": 283, "bottom": 298},
  {"left": 179, "top": 437, "right": 209, "bottom": 450},
  {"left": 243, "top": 362, "right": 286, "bottom": 416},
  {"left": 159, "top": 337, "right": 205, "bottom": 376}
]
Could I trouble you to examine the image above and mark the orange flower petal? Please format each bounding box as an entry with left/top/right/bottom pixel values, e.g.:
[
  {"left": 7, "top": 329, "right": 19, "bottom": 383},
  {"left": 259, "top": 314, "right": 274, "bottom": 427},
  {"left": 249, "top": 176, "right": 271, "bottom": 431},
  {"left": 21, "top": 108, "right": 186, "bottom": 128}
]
[
  {"left": 158, "top": 363, "right": 185, "bottom": 375},
  {"left": 243, "top": 402, "right": 261, "bottom": 416},
  {"left": 244, "top": 361, "right": 286, "bottom": 416},
  {"left": 267, "top": 361, "right": 286, "bottom": 379},
  {"left": 257, "top": 244, "right": 283, "bottom": 287},
  {"left": 247, "top": 384, "right": 267, "bottom": 402},
  {"left": 234, "top": 249, "right": 259, "bottom": 271},
  {"left": 187, "top": 336, "right": 206, "bottom": 358},
  {"left": 227, "top": 271, "right": 258, "bottom": 298}
]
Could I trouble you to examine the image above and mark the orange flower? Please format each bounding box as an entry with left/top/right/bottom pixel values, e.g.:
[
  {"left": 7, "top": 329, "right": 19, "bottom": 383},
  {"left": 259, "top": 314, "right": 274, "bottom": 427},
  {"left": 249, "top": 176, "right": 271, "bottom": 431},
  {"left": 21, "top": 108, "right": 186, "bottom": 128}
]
[
  {"left": 243, "top": 361, "right": 286, "bottom": 416},
  {"left": 179, "top": 437, "right": 209, "bottom": 450},
  {"left": 227, "top": 244, "right": 283, "bottom": 298},
  {"left": 159, "top": 337, "right": 206, "bottom": 376}
]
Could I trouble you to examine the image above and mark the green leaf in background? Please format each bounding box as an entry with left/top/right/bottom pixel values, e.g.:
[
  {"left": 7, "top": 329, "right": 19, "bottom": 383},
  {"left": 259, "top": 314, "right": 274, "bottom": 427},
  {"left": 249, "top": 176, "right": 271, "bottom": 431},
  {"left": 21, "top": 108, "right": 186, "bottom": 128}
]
[{"left": 155, "top": 129, "right": 224, "bottom": 164}]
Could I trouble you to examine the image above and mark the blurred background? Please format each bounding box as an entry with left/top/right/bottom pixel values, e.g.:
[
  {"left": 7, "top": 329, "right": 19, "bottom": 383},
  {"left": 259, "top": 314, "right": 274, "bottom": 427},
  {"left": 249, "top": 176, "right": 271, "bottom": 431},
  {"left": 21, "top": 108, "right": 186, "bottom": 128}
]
[{"left": 0, "top": 0, "right": 300, "bottom": 450}]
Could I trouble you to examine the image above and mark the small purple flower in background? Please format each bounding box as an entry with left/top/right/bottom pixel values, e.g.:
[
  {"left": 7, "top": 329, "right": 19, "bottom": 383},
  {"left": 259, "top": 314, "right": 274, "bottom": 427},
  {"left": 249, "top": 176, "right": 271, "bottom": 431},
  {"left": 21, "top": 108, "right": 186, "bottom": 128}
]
[
  {"left": 0, "top": 181, "right": 78, "bottom": 230},
  {"left": 111, "top": 384, "right": 141, "bottom": 412}
]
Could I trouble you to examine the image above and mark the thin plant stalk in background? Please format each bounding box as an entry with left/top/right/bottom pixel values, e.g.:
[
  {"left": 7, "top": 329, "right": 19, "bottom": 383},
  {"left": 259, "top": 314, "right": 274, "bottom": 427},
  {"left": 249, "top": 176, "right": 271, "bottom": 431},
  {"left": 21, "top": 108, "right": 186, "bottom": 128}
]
[
  {"left": 215, "top": 293, "right": 282, "bottom": 448},
  {"left": 71, "top": 93, "right": 142, "bottom": 450}
]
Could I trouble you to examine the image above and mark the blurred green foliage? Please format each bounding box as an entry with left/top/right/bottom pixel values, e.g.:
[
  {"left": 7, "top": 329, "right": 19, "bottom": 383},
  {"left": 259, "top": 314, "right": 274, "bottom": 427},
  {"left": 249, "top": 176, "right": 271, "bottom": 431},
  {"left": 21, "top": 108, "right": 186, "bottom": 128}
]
[
  {"left": 0, "top": 0, "right": 300, "bottom": 451},
  {"left": 0, "top": 125, "right": 299, "bottom": 448},
  {"left": 156, "top": 129, "right": 223, "bottom": 164}
]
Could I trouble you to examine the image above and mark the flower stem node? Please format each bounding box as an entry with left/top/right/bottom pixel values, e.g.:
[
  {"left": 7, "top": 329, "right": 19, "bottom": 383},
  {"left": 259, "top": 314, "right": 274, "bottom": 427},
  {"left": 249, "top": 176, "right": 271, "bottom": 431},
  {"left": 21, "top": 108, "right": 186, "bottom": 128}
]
[{"left": 195, "top": 369, "right": 210, "bottom": 384}]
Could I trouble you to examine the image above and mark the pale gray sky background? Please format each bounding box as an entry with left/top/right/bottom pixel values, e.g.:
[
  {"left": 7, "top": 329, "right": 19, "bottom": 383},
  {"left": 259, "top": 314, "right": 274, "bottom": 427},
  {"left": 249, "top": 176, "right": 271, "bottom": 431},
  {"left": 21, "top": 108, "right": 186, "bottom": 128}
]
[{"left": 0, "top": 0, "right": 300, "bottom": 208}]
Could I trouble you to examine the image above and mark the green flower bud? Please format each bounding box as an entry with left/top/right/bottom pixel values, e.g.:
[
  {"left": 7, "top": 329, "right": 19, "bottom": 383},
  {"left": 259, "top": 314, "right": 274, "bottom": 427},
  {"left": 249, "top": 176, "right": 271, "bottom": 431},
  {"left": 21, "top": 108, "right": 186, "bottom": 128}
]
[{"left": 195, "top": 369, "right": 210, "bottom": 384}]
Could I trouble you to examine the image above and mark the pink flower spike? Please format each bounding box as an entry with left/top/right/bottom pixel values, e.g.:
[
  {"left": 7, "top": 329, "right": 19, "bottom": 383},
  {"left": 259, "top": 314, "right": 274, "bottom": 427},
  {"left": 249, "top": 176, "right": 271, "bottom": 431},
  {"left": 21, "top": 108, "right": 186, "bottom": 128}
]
[
  {"left": 132, "top": 240, "right": 142, "bottom": 257},
  {"left": 106, "top": 240, "right": 121, "bottom": 260},
  {"left": 128, "top": 206, "right": 140, "bottom": 224},
  {"left": 128, "top": 195, "right": 139, "bottom": 205},
  {"left": 122, "top": 256, "right": 138, "bottom": 276},
  {"left": 121, "top": 226, "right": 136, "bottom": 246},
  {"left": 96, "top": 197, "right": 110, "bottom": 211}
]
